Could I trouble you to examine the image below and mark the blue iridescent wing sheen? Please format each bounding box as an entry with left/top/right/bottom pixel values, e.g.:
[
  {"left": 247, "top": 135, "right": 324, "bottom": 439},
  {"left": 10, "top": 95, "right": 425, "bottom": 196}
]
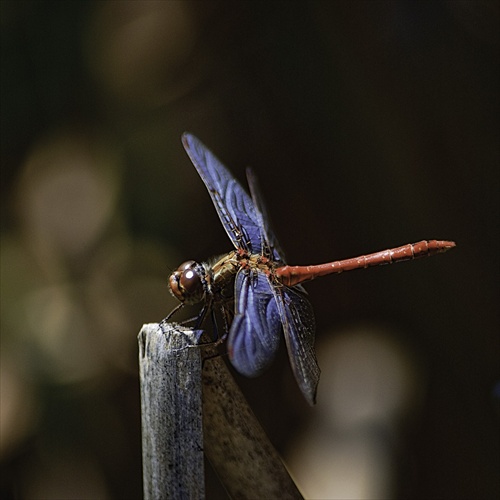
[
  {"left": 227, "top": 269, "right": 282, "bottom": 377},
  {"left": 273, "top": 284, "right": 320, "bottom": 405},
  {"left": 182, "top": 133, "right": 265, "bottom": 254},
  {"left": 183, "top": 133, "right": 320, "bottom": 403},
  {"left": 245, "top": 167, "right": 285, "bottom": 263},
  {"left": 246, "top": 163, "right": 319, "bottom": 403}
]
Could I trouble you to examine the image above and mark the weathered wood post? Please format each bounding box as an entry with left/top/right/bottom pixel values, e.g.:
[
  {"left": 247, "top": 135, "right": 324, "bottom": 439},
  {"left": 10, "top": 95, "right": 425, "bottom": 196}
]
[
  {"left": 139, "top": 322, "right": 204, "bottom": 500},
  {"left": 139, "top": 322, "right": 303, "bottom": 500}
]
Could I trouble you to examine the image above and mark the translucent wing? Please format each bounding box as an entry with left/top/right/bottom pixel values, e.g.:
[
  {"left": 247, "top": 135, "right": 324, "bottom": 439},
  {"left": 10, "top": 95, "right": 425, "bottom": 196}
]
[
  {"left": 182, "top": 133, "right": 265, "bottom": 253},
  {"left": 273, "top": 285, "right": 320, "bottom": 405},
  {"left": 245, "top": 167, "right": 286, "bottom": 263},
  {"left": 227, "top": 269, "right": 282, "bottom": 376}
]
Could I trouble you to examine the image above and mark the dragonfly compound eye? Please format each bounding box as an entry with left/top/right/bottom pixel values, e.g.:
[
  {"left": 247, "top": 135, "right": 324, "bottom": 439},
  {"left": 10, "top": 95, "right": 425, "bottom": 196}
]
[{"left": 168, "top": 260, "right": 206, "bottom": 304}]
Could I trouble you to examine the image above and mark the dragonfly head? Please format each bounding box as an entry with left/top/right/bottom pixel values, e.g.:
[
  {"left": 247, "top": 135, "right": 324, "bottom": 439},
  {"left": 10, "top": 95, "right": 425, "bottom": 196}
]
[{"left": 169, "top": 260, "right": 207, "bottom": 305}]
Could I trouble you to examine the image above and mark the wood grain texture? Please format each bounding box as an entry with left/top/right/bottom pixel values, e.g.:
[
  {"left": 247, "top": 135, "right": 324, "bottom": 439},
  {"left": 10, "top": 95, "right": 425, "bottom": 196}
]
[{"left": 139, "top": 322, "right": 204, "bottom": 500}]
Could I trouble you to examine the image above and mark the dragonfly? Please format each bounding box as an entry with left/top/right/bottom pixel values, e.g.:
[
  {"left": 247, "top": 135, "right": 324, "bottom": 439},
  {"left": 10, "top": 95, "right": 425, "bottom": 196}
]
[{"left": 168, "top": 133, "right": 455, "bottom": 405}]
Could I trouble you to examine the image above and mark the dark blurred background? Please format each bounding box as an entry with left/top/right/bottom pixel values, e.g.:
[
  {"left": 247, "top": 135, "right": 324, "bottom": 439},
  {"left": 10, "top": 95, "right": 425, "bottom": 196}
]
[{"left": 1, "top": 1, "right": 498, "bottom": 499}]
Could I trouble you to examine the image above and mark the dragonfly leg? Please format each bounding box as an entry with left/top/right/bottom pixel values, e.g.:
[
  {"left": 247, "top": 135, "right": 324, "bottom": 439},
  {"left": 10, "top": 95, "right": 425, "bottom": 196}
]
[
  {"left": 163, "top": 302, "right": 184, "bottom": 321},
  {"left": 178, "top": 314, "right": 202, "bottom": 326},
  {"left": 175, "top": 331, "right": 228, "bottom": 369},
  {"left": 209, "top": 307, "right": 219, "bottom": 342},
  {"left": 194, "top": 302, "right": 211, "bottom": 330}
]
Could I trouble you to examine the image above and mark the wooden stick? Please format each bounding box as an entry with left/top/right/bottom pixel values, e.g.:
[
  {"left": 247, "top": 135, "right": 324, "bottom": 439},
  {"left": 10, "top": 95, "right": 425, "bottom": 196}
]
[
  {"left": 200, "top": 336, "right": 303, "bottom": 499},
  {"left": 139, "top": 322, "right": 303, "bottom": 500},
  {"left": 138, "top": 322, "right": 205, "bottom": 500}
]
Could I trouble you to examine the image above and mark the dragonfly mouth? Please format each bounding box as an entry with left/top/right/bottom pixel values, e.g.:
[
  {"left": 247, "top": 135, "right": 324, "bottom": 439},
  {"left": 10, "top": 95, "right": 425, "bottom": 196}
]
[{"left": 168, "top": 272, "right": 185, "bottom": 302}]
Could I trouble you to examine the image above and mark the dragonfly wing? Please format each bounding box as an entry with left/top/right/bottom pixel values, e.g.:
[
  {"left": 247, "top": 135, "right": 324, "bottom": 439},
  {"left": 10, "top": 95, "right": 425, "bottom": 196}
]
[
  {"left": 274, "top": 284, "right": 320, "bottom": 405},
  {"left": 182, "top": 133, "right": 265, "bottom": 253},
  {"left": 246, "top": 167, "right": 286, "bottom": 263},
  {"left": 228, "top": 269, "right": 282, "bottom": 377}
]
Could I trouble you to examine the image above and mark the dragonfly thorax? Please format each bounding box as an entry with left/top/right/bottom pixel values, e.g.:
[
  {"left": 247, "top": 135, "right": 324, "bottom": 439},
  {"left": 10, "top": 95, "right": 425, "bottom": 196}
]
[
  {"left": 168, "top": 260, "right": 208, "bottom": 305},
  {"left": 169, "top": 250, "right": 248, "bottom": 306}
]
